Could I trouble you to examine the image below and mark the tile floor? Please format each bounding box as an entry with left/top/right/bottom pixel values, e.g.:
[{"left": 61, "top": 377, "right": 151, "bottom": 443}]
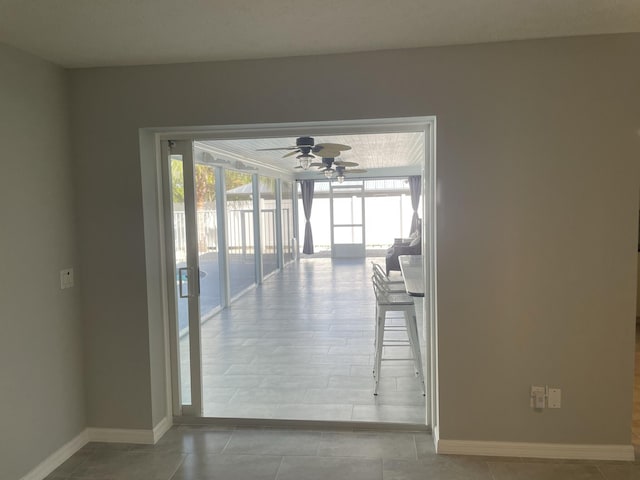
[
  {"left": 46, "top": 425, "right": 640, "bottom": 480},
  {"left": 45, "top": 269, "right": 640, "bottom": 480},
  {"left": 180, "top": 257, "right": 427, "bottom": 423}
]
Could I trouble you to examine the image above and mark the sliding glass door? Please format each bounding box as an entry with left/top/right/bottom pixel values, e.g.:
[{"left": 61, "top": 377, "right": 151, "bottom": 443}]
[
  {"left": 165, "top": 140, "right": 297, "bottom": 416},
  {"left": 164, "top": 140, "right": 203, "bottom": 415},
  {"left": 193, "top": 153, "right": 223, "bottom": 319}
]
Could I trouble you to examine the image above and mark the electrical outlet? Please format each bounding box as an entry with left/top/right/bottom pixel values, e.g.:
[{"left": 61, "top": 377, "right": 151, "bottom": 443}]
[{"left": 548, "top": 388, "right": 561, "bottom": 408}]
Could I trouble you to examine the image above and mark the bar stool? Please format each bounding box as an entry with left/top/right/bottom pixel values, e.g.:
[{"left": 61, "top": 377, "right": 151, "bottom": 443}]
[
  {"left": 371, "top": 262, "right": 405, "bottom": 293},
  {"left": 371, "top": 263, "right": 406, "bottom": 365},
  {"left": 371, "top": 273, "right": 425, "bottom": 396},
  {"left": 371, "top": 263, "right": 409, "bottom": 350}
]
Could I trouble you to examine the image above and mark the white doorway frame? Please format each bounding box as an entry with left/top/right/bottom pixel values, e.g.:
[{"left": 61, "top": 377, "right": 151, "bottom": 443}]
[{"left": 141, "top": 116, "right": 438, "bottom": 431}]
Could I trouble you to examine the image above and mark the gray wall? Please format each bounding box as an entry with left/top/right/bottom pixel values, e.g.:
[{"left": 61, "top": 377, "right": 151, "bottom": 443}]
[
  {"left": 69, "top": 34, "right": 640, "bottom": 444},
  {"left": 0, "top": 44, "right": 85, "bottom": 479}
]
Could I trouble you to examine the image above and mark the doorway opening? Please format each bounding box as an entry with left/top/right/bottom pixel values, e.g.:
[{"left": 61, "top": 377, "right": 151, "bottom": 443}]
[{"left": 150, "top": 117, "right": 437, "bottom": 429}]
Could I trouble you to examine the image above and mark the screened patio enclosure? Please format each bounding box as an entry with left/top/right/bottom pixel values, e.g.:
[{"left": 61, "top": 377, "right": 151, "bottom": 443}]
[
  {"left": 162, "top": 126, "right": 430, "bottom": 422},
  {"left": 296, "top": 178, "right": 421, "bottom": 256},
  {"left": 170, "top": 171, "right": 423, "bottom": 407},
  {"left": 170, "top": 153, "right": 297, "bottom": 313}
]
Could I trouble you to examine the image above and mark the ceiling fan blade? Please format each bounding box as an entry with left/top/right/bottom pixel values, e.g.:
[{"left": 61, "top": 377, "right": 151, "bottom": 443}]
[
  {"left": 282, "top": 149, "right": 302, "bottom": 158},
  {"left": 256, "top": 146, "right": 297, "bottom": 151},
  {"left": 334, "top": 160, "right": 358, "bottom": 167},
  {"left": 314, "top": 149, "right": 342, "bottom": 159},
  {"left": 314, "top": 143, "right": 351, "bottom": 152}
]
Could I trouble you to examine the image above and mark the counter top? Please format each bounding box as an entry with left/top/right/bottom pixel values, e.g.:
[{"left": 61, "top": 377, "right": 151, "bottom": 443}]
[{"left": 398, "top": 254, "right": 424, "bottom": 297}]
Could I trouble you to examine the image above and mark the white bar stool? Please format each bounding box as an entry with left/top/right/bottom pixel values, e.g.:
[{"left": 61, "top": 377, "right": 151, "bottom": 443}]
[
  {"left": 371, "top": 273, "right": 425, "bottom": 396},
  {"left": 371, "top": 262, "right": 406, "bottom": 293}
]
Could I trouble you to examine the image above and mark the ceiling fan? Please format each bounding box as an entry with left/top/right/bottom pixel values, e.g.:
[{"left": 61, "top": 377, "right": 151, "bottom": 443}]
[
  {"left": 312, "top": 157, "right": 367, "bottom": 183},
  {"left": 257, "top": 136, "right": 351, "bottom": 170}
]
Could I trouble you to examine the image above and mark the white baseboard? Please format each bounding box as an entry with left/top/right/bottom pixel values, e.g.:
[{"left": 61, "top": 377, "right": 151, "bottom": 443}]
[
  {"left": 20, "top": 430, "right": 89, "bottom": 480},
  {"left": 87, "top": 416, "right": 173, "bottom": 445},
  {"left": 19, "top": 419, "right": 174, "bottom": 480},
  {"left": 152, "top": 416, "right": 173, "bottom": 443},
  {"left": 86, "top": 426, "right": 156, "bottom": 444},
  {"left": 436, "top": 438, "right": 634, "bottom": 461},
  {"left": 432, "top": 424, "right": 440, "bottom": 447}
]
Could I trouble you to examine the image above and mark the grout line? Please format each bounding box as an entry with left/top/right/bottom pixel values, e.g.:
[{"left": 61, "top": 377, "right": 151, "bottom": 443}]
[
  {"left": 595, "top": 464, "right": 608, "bottom": 480},
  {"left": 219, "top": 430, "right": 235, "bottom": 454},
  {"left": 167, "top": 453, "right": 188, "bottom": 480},
  {"left": 273, "top": 456, "right": 285, "bottom": 480},
  {"left": 486, "top": 460, "right": 499, "bottom": 480},
  {"left": 314, "top": 432, "right": 322, "bottom": 457},
  {"left": 413, "top": 432, "right": 421, "bottom": 460}
]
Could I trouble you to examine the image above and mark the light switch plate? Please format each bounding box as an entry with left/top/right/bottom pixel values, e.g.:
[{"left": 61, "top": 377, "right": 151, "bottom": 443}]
[{"left": 531, "top": 385, "right": 546, "bottom": 409}]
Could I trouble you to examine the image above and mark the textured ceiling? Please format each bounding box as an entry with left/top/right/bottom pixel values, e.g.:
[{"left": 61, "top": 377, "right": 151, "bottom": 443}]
[
  {"left": 197, "top": 132, "right": 424, "bottom": 173},
  {"left": 0, "top": 0, "right": 638, "bottom": 67}
]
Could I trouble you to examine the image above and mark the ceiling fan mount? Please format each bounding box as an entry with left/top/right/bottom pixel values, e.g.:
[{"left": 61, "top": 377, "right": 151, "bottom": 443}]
[
  {"left": 257, "top": 136, "right": 351, "bottom": 170},
  {"left": 295, "top": 136, "right": 314, "bottom": 147},
  {"left": 316, "top": 158, "right": 367, "bottom": 182},
  {"left": 315, "top": 157, "right": 359, "bottom": 170}
]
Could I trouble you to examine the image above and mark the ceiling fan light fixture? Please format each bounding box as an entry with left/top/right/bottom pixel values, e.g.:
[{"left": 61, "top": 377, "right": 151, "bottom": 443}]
[
  {"left": 324, "top": 168, "right": 335, "bottom": 179},
  {"left": 336, "top": 174, "right": 345, "bottom": 183},
  {"left": 297, "top": 154, "right": 313, "bottom": 170}
]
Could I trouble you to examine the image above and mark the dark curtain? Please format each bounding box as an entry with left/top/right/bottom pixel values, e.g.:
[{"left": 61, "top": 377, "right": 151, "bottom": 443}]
[
  {"left": 301, "top": 180, "right": 315, "bottom": 254},
  {"left": 408, "top": 175, "right": 421, "bottom": 236}
]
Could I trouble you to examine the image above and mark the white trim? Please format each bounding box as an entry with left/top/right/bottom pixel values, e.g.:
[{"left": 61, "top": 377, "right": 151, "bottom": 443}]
[
  {"left": 19, "top": 430, "right": 89, "bottom": 480},
  {"left": 144, "top": 116, "right": 437, "bottom": 429},
  {"left": 86, "top": 427, "right": 155, "bottom": 444},
  {"left": 152, "top": 416, "right": 173, "bottom": 443},
  {"left": 19, "top": 419, "right": 173, "bottom": 480},
  {"left": 432, "top": 424, "right": 440, "bottom": 451},
  {"left": 173, "top": 415, "right": 429, "bottom": 431},
  {"left": 157, "top": 137, "right": 182, "bottom": 416},
  {"left": 156, "top": 137, "right": 178, "bottom": 421},
  {"left": 151, "top": 116, "right": 437, "bottom": 142},
  {"left": 425, "top": 119, "right": 438, "bottom": 433},
  {"left": 86, "top": 417, "right": 172, "bottom": 445},
  {"left": 436, "top": 438, "right": 634, "bottom": 461}
]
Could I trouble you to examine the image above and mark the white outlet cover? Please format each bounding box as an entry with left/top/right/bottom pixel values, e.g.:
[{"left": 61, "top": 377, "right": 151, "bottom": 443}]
[{"left": 548, "top": 388, "right": 561, "bottom": 408}]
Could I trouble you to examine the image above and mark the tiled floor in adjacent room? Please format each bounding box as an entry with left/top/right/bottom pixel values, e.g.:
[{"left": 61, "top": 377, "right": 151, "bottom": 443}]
[
  {"left": 46, "top": 425, "right": 640, "bottom": 480},
  {"left": 181, "top": 257, "right": 427, "bottom": 423}
]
